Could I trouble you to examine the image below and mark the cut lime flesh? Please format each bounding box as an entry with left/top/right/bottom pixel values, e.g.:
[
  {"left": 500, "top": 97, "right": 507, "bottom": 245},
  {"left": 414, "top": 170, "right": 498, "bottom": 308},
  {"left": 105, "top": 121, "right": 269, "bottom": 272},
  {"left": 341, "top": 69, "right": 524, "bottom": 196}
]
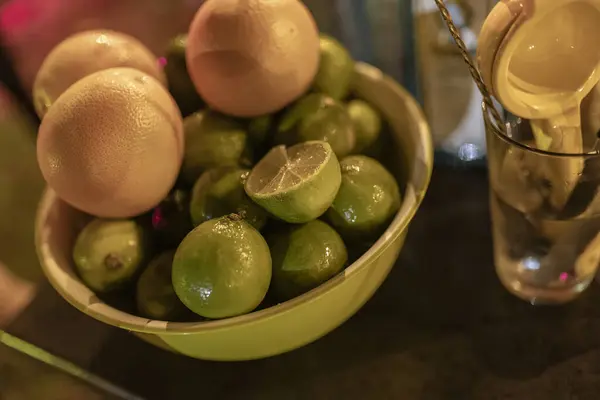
[{"left": 245, "top": 141, "right": 342, "bottom": 223}]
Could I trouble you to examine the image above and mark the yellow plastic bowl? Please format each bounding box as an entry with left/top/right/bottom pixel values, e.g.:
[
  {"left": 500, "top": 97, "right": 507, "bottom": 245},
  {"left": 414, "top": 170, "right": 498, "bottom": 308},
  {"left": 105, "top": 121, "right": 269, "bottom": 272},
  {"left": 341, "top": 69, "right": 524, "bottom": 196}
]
[{"left": 35, "top": 63, "right": 433, "bottom": 361}]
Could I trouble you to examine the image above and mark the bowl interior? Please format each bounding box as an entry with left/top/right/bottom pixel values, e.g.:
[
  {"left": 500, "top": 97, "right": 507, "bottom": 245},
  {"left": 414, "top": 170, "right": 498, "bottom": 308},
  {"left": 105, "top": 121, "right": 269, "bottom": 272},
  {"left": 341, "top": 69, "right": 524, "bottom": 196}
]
[{"left": 35, "top": 62, "right": 433, "bottom": 334}]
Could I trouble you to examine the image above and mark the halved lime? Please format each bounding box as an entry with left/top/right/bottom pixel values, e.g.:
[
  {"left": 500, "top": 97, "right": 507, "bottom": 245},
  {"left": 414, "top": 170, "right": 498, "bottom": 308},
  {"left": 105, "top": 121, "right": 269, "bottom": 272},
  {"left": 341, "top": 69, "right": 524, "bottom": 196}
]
[
  {"left": 172, "top": 215, "right": 272, "bottom": 319},
  {"left": 313, "top": 34, "right": 355, "bottom": 100},
  {"left": 245, "top": 141, "right": 342, "bottom": 223},
  {"left": 268, "top": 220, "right": 347, "bottom": 301},
  {"left": 136, "top": 250, "right": 188, "bottom": 320},
  {"left": 164, "top": 34, "right": 205, "bottom": 116},
  {"left": 182, "top": 110, "right": 252, "bottom": 185},
  {"left": 347, "top": 99, "right": 382, "bottom": 153},
  {"left": 73, "top": 219, "right": 148, "bottom": 293},
  {"left": 327, "top": 155, "right": 401, "bottom": 237},
  {"left": 276, "top": 93, "right": 356, "bottom": 158},
  {"left": 190, "top": 167, "right": 268, "bottom": 230}
]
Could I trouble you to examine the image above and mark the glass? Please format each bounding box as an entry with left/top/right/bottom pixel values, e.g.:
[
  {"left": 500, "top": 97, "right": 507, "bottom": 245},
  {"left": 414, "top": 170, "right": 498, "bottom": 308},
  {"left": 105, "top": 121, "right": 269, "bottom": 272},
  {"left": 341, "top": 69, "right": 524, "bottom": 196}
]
[
  {"left": 0, "top": 330, "right": 141, "bottom": 399},
  {"left": 484, "top": 104, "right": 600, "bottom": 305},
  {"left": 414, "top": 0, "right": 494, "bottom": 166}
]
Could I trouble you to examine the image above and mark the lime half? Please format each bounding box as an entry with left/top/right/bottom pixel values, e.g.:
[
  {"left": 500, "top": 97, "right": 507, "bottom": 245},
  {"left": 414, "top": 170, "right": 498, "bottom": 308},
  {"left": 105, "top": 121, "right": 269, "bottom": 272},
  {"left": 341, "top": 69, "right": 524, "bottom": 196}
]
[
  {"left": 245, "top": 141, "right": 342, "bottom": 223},
  {"left": 268, "top": 220, "right": 348, "bottom": 301},
  {"left": 172, "top": 215, "right": 272, "bottom": 319}
]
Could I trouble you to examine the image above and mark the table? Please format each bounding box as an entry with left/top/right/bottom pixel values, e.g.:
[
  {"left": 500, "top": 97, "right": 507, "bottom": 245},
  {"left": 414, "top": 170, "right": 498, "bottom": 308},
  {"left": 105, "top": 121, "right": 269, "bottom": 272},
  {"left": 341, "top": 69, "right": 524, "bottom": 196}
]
[{"left": 7, "top": 166, "right": 600, "bottom": 400}]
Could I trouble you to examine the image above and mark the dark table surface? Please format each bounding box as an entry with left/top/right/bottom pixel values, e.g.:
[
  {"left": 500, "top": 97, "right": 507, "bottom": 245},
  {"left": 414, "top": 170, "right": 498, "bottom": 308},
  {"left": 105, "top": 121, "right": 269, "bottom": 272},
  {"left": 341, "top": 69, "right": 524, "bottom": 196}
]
[{"left": 6, "top": 166, "right": 600, "bottom": 400}]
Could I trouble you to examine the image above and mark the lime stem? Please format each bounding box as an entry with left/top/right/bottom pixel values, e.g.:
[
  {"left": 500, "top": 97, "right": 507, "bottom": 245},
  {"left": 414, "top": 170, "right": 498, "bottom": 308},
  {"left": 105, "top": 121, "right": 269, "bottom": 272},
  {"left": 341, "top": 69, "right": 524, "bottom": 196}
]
[
  {"left": 227, "top": 213, "right": 243, "bottom": 222},
  {"left": 104, "top": 254, "right": 123, "bottom": 270}
]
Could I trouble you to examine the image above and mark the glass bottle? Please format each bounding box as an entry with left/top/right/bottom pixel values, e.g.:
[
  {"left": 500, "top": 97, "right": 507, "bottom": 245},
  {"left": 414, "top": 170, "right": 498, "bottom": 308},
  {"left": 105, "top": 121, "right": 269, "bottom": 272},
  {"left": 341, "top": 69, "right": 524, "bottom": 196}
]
[
  {"left": 414, "top": 0, "right": 497, "bottom": 166},
  {"left": 305, "top": 0, "right": 415, "bottom": 91}
]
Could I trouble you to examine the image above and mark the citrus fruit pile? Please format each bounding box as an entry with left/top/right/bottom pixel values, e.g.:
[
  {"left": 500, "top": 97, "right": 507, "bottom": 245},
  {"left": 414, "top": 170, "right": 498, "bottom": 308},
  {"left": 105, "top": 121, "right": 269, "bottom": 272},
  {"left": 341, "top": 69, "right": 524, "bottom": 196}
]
[{"left": 36, "top": 0, "right": 403, "bottom": 321}]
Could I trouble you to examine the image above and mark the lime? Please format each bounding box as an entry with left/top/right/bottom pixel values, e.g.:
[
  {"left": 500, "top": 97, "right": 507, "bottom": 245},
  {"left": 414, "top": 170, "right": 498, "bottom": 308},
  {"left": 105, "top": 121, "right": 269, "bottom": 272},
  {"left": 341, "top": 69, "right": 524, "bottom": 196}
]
[
  {"left": 313, "top": 34, "right": 354, "bottom": 100},
  {"left": 327, "top": 155, "right": 401, "bottom": 237},
  {"left": 247, "top": 114, "right": 273, "bottom": 147},
  {"left": 182, "top": 110, "right": 252, "bottom": 185},
  {"left": 245, "top": 141, "right": 342, "bottom": 223},
  {"left": 150, "top": 189, "right": 193, "bottom": 249},
  {"left": 268, "top": 220, "right": 347, "bottom": 301},
  {"left": 136, "top": 251, "right": 187, "bottom": 320},
  {"left": 276, "top": 93, "right": 356, "bottom": 158},
  {"left": 190, "top": 167, "right": 268, "bottom": 230},
  {"left": 172, "top": 215, "right": 272, "bottom": 319},
  {"left": 347, "top": 99, "right": 382, "bottom": 153},
  {"left": 164, "top": 34, "right": 205, "bottom": 116},
  {"left": 73, "top": 219, "right": 148, "bottom": 293}
]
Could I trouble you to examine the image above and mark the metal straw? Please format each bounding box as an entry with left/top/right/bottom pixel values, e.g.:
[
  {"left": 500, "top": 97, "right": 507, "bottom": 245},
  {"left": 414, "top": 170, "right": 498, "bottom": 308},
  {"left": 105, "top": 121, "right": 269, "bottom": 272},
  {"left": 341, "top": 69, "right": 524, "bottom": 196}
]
[{"left": 433, "top": 0, "right": 505, "bottom": 130}]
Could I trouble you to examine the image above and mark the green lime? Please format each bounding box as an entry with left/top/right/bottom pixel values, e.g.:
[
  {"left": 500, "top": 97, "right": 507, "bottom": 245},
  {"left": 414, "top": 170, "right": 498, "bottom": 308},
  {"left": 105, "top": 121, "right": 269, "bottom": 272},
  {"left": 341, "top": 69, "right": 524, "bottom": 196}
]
[
  {"left": 182, "top": 110, "right": 253, "bottom": 185},
  {"left": 347, "top": 99, "right": 382, "bottom": 153},
  {"left": 245, "top": 141, "right": 342, "bottom": 223},
  {"left": 73, "top": 219, "right": 148, "bottom": 293},
  {"left": 190, "top": 167, "right": 268, "bottom": 230},
  {"left": 327, "top": 155, "right": 401, "bottom": 237},
  {"left": 268, "top": 220, "right": 347, "bottom": 301},
  {"left": 276, "top": 93, "right": 356, "bottom": 158},
  {"left": 247, "top": 114, "right": 273, "bottom": 147},
  {"left": 164, "top": 34, "right": 205, "bottom": 116},
  {"left": 313, "top": 34, "right": 354, "bottom": 100},
  {"left": 136, "top": 251, "right": 187, "bottom": 320},
  {"left": 172, "top": 215, "right": 272, "bottom": 319}
]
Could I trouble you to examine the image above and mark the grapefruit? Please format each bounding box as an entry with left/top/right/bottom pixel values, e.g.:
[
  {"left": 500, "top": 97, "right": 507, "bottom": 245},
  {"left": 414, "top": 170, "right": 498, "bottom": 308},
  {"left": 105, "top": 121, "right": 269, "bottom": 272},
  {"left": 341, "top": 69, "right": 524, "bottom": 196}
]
[
  {"left": 37, "top": 67, "right": 184, "bottom": 218},
  {"left": 185, "top": 0, "right": 320, "bottom": 117},
  {"left": 33, "top": 30, "right": 165, "bottom": 118}
]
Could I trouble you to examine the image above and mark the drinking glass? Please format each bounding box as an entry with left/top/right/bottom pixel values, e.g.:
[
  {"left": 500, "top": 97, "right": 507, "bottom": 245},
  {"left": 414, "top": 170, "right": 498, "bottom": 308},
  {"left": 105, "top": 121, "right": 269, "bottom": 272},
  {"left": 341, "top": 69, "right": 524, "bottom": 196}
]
[
  {"left": 484, "top": 103, "right": 600, "bottom": 304},
  {"left": 0, "top": 330, "right": 140, "bottom": 399}
]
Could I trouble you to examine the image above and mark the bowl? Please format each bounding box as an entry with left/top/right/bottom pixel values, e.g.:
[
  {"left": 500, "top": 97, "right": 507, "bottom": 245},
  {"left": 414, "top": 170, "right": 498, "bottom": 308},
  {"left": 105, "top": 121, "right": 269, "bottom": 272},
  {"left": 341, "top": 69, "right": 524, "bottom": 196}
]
[{"left": 35, "top": 62, "right": 433, "bottom": 361}]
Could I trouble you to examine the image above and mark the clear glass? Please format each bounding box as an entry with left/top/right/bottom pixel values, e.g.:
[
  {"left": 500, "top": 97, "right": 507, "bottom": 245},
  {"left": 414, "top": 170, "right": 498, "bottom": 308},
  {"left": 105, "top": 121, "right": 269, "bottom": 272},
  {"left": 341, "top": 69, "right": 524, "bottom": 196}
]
[
  {"left": 0, "top": 330, "right": 140, "bottom": 399},
  {"left": 484, "top": 104, "right": 600, "bottom": 305}
]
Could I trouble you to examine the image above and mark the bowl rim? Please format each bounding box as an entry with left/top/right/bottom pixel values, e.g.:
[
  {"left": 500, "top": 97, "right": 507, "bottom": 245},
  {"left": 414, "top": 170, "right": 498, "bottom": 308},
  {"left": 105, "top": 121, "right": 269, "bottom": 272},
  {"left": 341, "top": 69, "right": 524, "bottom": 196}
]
[{"left": 35, "top": 62, "right": 434, "bottom": 335}]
